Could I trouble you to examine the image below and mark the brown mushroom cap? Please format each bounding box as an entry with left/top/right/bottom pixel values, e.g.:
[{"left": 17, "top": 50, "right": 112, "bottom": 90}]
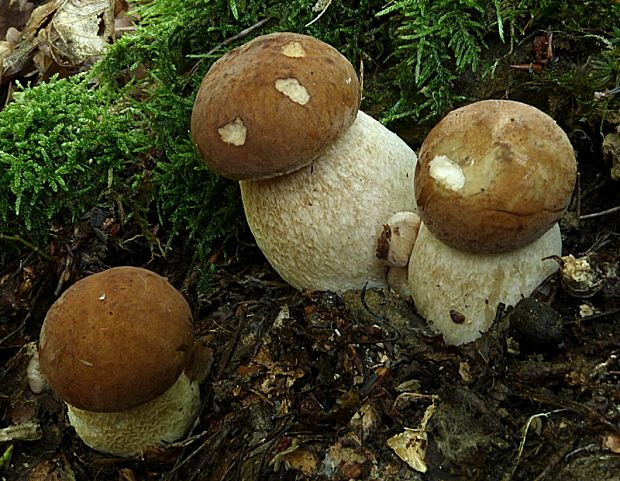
[
  {"left": 415, "top": 100, "right": 577, "bottom": 253},
  {"left": 39, "top": 266, "right": 193, "bottom": 412},
  {"left": 191, "top": 32, "right": 361, "bottom": 180}
]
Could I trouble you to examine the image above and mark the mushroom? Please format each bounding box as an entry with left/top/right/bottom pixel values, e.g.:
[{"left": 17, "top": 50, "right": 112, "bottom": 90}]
[
  {"left": 376, "top": 211, "right": 421, "bottom": 268},
  {"left": 38, "top": 266, "right": 201, "bottom": 457},
  {"left": 406, "top": 100, "right": 577, "bottom": 345},
  {"left": 376, "top": 211, "right": 421, "bottom": 299},
  {"left": 239, "top": 111, "right": 418, "bottom": 292},
  {"left": 191, "top": 32, "right": 418, "bottom": 292}
]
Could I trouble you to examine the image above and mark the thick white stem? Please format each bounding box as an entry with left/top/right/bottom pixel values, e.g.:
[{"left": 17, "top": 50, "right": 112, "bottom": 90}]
[{"left": 67, "top": 372, "right": 201, "bottom": 457}]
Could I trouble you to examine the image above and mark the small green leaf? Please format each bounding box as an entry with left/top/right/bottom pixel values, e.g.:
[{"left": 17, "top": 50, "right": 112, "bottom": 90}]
[
  {"left": 0, "top": 444, "right": 13, "bottom": 469},
  {"left": 229, "top": 0, "right": 239, "bottom": 20}
]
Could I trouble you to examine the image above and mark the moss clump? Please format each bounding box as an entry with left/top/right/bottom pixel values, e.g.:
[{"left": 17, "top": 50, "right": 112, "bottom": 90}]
[{"left": 0, "top": 75, "right": 150, "bottom": 249}]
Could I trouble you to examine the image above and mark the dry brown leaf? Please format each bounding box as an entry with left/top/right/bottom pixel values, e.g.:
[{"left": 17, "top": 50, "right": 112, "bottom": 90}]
[
  {"left": 48, "top": 0, "right": 115, "bottom": 67},
  {"left": 387, "top": 428, "right": 428, "bottom": 473},
  {"left": 25, "top": 457, "right": 76, "bottom": 481},
  {"left": 323, "top": 442, "right": 370, "bottom": 479},
  {"left": 1, "top": 0, "right": 128, "bottom": 85},
  {"left": 1, "top": 0, "right": 59, "bottom": 83},
  {"left": 603, "top": 433, "right": 620, "bottom": 453},
  {"left": 270, "top": 439, "right": 318, "bottom": 476},
  {"left": 387, "top": 396, "right": 438, "bottom": 473},
  {"left": 459, "top": 360, "right": 473, "bottom": 382},
  {"left": 0, "top": 0, "right": 36, "bottom": 41}
]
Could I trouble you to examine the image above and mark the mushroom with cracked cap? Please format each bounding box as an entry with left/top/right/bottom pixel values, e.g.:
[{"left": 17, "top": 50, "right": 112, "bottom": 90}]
[
  {"left": 403, "top": 100, "right": 577, "bottom": 345},
  {"left": 191, "top": 32, "right": 418, "bottom": 292},
  {"left": 38, "top": 266, "right": 202, "bottom": 457}
]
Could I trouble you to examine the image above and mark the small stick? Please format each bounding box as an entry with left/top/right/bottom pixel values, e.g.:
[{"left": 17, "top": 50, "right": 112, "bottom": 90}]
[
  {"left": 187, "top": 17, "right": 274, "bottom": 78},
  {"left": 0, "top": 233, "right": 56, "bottom": 262},
  {"left": 565, "top": 307, "right": 620, "bottom": 324},
  {"left": 579, "top": 204, "right": 620, "bottom": 220},
  {"left": 594, "top": 85, "right": 620, "bottom": 101},
  {"left": 575, "top": 172, "right": 581, "bottom": 220},
  {"left": 0, "top": 421, "right": 42, "bottom": 443},
  {"left": 204, "top": 16, "right": 274, "bottom": 57},
  {"left": 306, "top": 0, "right": 333, "bottom": 27}
]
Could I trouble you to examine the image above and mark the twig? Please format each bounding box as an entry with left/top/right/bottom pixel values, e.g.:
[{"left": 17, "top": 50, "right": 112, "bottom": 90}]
[
  {"left": 164, "top": 429, "right": 219, "bottom": 479},
  {"left": 575, "top": 171, "right": 581, "bottom": 220},
  {"left": 565, "top": 307, "right": 620, "bottom": 324},
  {"left": 205, "top": 17, "right": 274, "bottom": 57},
  {"left": 579, "top": 204, "right": 620, "bottom": 220},
  {"left": 594, "top": 85, "right": 620, "bottom": 101},
  {"left": 215, "top": 313, "right": 246, "bottom": 380},
  {"left": 531, "top": 442, "right": 575, "bottom": 481},
  {"left": 0, "top": 421, "right": 42, "bottom": 442},
  {"left": 0, "top": 233, "right": 56, "bottom": 262},
  {"left": 305, "top": 0, "right": 332, "bottom": 27},
  {"left": 54, "top": 252, "right": 74, "bottom": 296},
  {"left": 505, "top": 409, "right": 566, "bottom": 481},
  {"left": 360, "top": 282, "right": 383, "bottom": 320},
  {"left": 187, "top": 17, "right": 274, "bottom": 78}
]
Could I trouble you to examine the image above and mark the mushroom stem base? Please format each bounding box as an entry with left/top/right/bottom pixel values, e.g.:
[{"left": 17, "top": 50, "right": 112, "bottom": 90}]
[
  {"left": 408, "top": 224, "right": 562, "bottom": 345},
  {"left": 67, "top": 372, "right": 201, "bottom": 457}
]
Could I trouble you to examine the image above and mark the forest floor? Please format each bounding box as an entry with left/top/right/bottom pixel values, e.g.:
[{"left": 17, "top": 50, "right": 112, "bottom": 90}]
[{"left": 1, "top": 2, "right": 620, "bottom": 481}]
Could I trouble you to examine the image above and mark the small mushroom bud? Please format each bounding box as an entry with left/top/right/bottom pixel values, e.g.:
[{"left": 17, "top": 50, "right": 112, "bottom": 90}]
[
  {"left": 27, "top": 347, "right": 48, "bottom": 394},
  {"left": 376, "top": 212, "right": 421, "bottom": 267}
]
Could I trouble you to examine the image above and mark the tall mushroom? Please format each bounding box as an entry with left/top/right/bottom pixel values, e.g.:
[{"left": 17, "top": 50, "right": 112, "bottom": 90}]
[
  {"left": 406, "top": 100, "right": 577, "bottom": 345},
  {"left": 191, "top": 32, "right": 417, "bottom": 292},
  {"left": 38, "top": 266, "right": 202, "bottom": 457}
]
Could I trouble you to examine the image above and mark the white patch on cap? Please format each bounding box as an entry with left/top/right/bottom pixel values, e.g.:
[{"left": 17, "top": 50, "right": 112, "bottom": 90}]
[
  {"left": 218, "top": 117, "right": 247, "bottom": 146},
  {"left": 281, "top": 41, "right": 306, "bottom": 58},
  {"left": 429, "top": 155, "right": 465, "bottom": 191},
  {"left": 275, "top": 78, "right": 310, "bottom": 105}
]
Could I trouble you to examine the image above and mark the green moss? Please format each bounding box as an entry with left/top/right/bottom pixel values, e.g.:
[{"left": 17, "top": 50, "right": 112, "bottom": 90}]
[{"left": 0, "top": 75, "right": 150, "bottom": 246}]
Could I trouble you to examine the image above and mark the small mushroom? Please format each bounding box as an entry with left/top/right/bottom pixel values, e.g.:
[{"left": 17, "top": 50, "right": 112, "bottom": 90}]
[
  {"left": 27, "top": 347, "right": 48, "bottom": 394},
  {"left": 192, "top": 33, "right": 418, "bottom": 292},
  {"left": 377, "top": 211, "right": 420, "bottom": 299},
  {"left": 407, "top": 100, "right": 577, "bottom": 345},
  {"left": 38, "top": 266, "right": 201, "bottom": 457},
  {"left": 376, "top": 211, "right": 421, "bottom": 268}
]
